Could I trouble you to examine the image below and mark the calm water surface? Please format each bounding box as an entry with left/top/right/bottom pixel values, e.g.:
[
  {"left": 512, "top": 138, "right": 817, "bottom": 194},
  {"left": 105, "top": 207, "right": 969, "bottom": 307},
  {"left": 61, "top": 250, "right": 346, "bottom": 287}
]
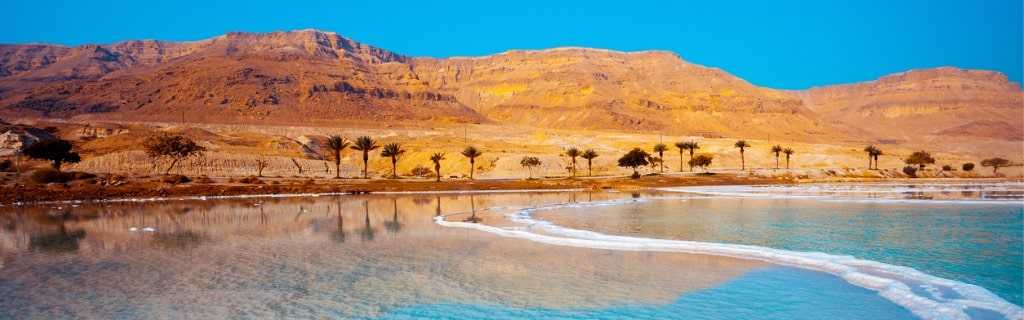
[{"left": 0, "top": 191, "right": 922, "bottom": 319}]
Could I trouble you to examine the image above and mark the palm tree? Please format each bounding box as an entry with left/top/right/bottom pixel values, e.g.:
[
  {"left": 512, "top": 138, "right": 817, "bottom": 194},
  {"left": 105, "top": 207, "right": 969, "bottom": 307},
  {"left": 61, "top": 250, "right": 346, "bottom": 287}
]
[
  {"left": 677, "top": 141, "right": 699, "bottom": 172},
  {"left": 325, "top": 135, "right": 349, "bottom": 178},
  {"left": 771, "top": 145, "right": 783, "bottom": 170},
  {"left": 674, "top": 142, "right": 687, "bottom": 172},
  {"left": 380, "top": 142, "right": 405, "bottom": 178},
  {"left": 863, "top": 145, "right": 878, "bottom": 170},
  {"left": 461, "top": 146, "right": 483, "bottom": 179},
  {"left": 871, "top": 148, "right": 883, "bottom": 170},
  {"left": 783, "top": 148, "right": 794, "bottom": 169},
  {"left": 351, "top": 136, "right": 379, "bottom": 178},
  {"left": 429, "top": 152, "right": 445, "bottom": 182},
  {"left": 734, "top": 140, "right": 750, "bottom": 170},
  {"left": 653, "top": 143, "right": 668, "bottom": 173},
  {"left": 565, "top": 146, "right": 580, "bottom": 177},
  {"left": 581, "top": 149, "right": 599, "bottom": 177}
]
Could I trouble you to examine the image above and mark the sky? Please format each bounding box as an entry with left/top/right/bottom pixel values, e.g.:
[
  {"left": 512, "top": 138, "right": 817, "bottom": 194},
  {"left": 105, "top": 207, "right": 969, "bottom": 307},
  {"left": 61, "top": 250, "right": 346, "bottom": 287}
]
[{"left": 1, "top": 0, "right": 1020, "bottom": 90}]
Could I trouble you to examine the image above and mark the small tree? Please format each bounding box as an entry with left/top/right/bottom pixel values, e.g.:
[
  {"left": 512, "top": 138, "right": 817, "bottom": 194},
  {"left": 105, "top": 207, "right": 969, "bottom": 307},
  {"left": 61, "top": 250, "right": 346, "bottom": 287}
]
[
  {"left": 905, "top": 151, "right": 936, "bottom": 170},
  {"left": 581, "top": 149, "right": 599, "bottom": 177},
  {"left": 520, "top": 156, "right": 541, "bottom": 179},
  {"left": 429, "top": 153, "right": 445, "bottom": 182},
  {"left": 734, "top": 140, "right": 750, "bottom": 170},
  {"left": 380, "top": 142, "right": 405, "bottom": 178},
  {"left": 618, "top": 148, "right": 650, "bottom": 179},
  {"left": 255, "top": 154, "right": 270, "bottom": 177},
  {"left": 783, "top": 148, "right": 794, "bottom": 169},
  {"left": 864, "top": 145, "right": 878, "bottom": 169},
  {"left": 688, "top": 154, "right": 713, "bottom": 173},
  {"left": 903, "top": 165, "right": 918, "bottom": 178},
  {"left": 351, "top": 136, "right": 379, "bottom": 179},
  {"left": 565, "top": 146, "right": 580, "bottom": 177},
  {"left": 676, "top": 141, "right": 699, "bottom": 172},
  {"left": 22, "top": 138, "right": 81, "bottom": 171},
  {"left": 770, "top": 145, "right": 782, "bottom": 170},
  {"left": 980, "top": 157, "right": 1010, "bottom": 174},
  {"left": 143, "top": 134, "right": 206, "bottom": 175},
  {"left": 461, "top": 146, "right": 483, "bottom": 179},
  {"left": 653, "top": 143, "right": 667, "bottom": 173},
  {"left": 962, "top": 163, "right": 975, "bottom": 172},
  {"left": 325, "top": 135, "right": 350, "bottom": 179}
]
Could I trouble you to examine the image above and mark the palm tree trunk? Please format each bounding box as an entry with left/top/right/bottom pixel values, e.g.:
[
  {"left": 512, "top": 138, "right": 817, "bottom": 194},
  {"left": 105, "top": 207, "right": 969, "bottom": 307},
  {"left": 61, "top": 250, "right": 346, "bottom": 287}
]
[
  {"left": 679, "top": 151, "right": 684, "bottom": 172},
  {"left": 587, "top": 159, "right": 592, "bottom": 177},
  {"left": 786, "top": 156, "right": 790, "bottom": 169},
  {"left": 334, "top": 152, "right": 341, "bottom": 178},
  {"left": 469, "top": 158, "right": 475, "bottom": 179},
  {"left": 435, "top": 164, "right": 441, "bottom": 182},
  {"left": 689, "top": 150, "right": 695, "bottom": 172},
  {"left": 391, "top": 157, "right": 397, "bottom": 178},
  {"left": 740, "top": 151, "right": 745, "bottom": 171},
  {"left": 362, "top": 152, "right": 369, "bottom": 179}
]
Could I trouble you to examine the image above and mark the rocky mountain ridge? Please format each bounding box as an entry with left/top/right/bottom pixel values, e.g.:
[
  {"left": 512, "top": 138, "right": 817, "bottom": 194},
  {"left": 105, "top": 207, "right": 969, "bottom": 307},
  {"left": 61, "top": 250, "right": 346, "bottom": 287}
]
[{"left": 0, "top": 30, "right": 1020, "bottom": 148}]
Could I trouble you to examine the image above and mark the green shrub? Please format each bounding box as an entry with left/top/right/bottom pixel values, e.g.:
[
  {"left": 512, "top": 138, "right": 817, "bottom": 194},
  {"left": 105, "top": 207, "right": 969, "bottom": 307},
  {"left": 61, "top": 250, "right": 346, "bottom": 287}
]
[
  {"left": 161, "top": 174, "right": 192, "bottom": 184},
  {"left": 902, "top": 166, "right": 918, "bottom": 178},
  {"left": 962, "top": 163, "right": 975, "bottom": 171},
  {"left": 30, "top": 168, "right": 64, "bottom": 183}
]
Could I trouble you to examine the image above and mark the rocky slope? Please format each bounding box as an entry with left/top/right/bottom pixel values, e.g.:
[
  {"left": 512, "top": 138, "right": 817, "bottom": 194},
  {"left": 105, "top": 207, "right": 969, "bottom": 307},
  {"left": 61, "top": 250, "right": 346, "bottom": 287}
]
[
  {"left": 0, "top": 30, "right": 1020, "bottom": 148},
  {"left": 792, "top": 67, "right": 1023, "bottom": 143}
]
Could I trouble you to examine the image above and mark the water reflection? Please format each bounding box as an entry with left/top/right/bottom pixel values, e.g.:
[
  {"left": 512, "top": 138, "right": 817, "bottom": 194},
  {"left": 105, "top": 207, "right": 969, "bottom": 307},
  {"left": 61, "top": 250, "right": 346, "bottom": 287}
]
[
  {"left": 361, "top": 201, "right": 376, "bottom": 242},
  {"left": 385, "top": 198, "right": 401, "bottom": 235},
  {"left": 0, "top": 192, "right": 770, "bottom": 319},
  {"left": 330, "top": 202, "right": 346, "bottom": 244},
  {"left": 29, "top": 225, "right": 85, "bottom": 253}
]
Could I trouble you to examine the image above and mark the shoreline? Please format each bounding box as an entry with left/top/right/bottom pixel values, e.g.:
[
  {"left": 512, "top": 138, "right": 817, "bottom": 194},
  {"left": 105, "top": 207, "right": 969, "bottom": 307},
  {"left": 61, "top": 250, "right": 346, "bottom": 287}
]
[
  {"left": 1, "top": 173, "right": 790, "bottom": 205},
  {"left": 2, "top": 171, "right": 1019, "bottom": 205}
]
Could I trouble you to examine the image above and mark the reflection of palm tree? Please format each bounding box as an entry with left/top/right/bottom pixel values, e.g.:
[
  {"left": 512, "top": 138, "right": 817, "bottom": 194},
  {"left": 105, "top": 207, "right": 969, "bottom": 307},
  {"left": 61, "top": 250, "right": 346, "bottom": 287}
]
[
  {"left": 360, "top": 201, "right": 375, "bottom": 242},
  {"left": 464, "top": 195, "right": 482, "bottom": 223},
  {"left": 330, "top": 202, "right": 346, "bottom": 243},
  {"left": 435, "top": 196, "right": 442, "bottom": 217},
  {"left": 30, "top": 224, "right": 86, "bottom": 253},
  {"left": 385, "top": 198, "right": 402, "bottom": 235}
]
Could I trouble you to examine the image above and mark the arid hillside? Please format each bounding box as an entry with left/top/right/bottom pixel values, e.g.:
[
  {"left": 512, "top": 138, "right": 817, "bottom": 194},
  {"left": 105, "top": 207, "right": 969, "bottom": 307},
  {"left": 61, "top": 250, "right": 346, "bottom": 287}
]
[{"left": 0, "top": 29, "right": 1021, "bottom": 173}]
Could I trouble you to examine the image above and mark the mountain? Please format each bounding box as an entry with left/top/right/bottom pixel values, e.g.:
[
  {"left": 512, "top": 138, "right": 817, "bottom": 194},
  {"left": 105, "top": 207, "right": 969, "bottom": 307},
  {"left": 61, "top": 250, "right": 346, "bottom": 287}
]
[
  {"left": 792, "top": 67, "right": 1023, "bottom": 143},
  {"left": 0, "top": 30, "right": 1020, "bottom": 148}
]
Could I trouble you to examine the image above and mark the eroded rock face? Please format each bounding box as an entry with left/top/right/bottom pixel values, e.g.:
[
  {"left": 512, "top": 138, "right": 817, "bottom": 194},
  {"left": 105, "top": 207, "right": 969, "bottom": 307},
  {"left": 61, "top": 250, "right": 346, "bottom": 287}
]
[
  {"left": 0, "top": 30, "right": 1020, "bottom": 147},
  {"left": 793, "top": 67, "right": 1023, "bottom": 141}
]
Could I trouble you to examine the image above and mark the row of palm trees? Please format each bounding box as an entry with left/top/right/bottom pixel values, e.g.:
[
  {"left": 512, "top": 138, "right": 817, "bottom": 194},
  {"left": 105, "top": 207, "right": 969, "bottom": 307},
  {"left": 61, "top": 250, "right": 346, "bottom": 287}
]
[
  {"left": 325, "top": 135, "right": 486, "bottom": 180},
  {"left": 325, "top": 134, "right": 810, "bottom": 180}
]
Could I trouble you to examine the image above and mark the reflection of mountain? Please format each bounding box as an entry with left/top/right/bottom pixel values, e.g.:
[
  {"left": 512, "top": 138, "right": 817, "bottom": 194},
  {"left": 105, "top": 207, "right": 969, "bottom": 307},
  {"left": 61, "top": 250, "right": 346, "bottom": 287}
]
[
  {"left": 0, "top": 192, "right": 765, "bottom": 318},
  {"left": 29, "top": 225, "right": 85, "bottom": 253}
]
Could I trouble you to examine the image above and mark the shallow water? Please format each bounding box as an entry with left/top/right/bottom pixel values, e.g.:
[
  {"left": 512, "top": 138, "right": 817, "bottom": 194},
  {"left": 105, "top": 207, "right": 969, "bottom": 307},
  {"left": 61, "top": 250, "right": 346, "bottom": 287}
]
[
  {"left": 537, "top": 195, "right": 1024, "bottom": 306},
  {"left": 0, "top": 185, "right": 1017, "bottom": 319}
]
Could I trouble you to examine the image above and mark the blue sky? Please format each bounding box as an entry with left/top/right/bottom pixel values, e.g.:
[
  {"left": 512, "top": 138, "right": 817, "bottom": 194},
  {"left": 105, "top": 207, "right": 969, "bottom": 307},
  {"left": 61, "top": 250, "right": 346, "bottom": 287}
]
[{"left": 1, "top": 0, "right": 1020, "bottom": 89}]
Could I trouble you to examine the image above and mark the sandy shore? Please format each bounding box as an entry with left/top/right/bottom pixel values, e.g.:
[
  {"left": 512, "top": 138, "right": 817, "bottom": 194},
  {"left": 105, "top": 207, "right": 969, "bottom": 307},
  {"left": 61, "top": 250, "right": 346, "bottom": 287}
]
[{"left": 0, "top": 173, "right": 793, "bottom": 204}]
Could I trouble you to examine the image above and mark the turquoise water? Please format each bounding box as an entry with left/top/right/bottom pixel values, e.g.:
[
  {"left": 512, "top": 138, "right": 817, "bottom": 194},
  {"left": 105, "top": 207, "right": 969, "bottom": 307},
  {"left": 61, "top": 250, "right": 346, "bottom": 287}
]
[
  {"left": 1, "top": 186, "right": 1020, "bottom": 319},
  {"left": 537, "top": 196, "right": 1024, "bottom": 306},
  {"left": 383, "top": 267, "right": 916, "bottom": 320}
]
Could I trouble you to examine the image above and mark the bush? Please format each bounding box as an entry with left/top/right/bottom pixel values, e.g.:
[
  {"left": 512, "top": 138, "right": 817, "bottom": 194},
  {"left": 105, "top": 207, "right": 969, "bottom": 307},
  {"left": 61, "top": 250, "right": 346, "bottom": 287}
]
[
  {"left": 161, "top": 174, "right": 192, "bottom": 184},
  {"left": 941, "top": 165, "right": 952, "bottom": 171},
  {"left": 962, "top": 163, "right": 975, "bottom": 171},
  {"left": 31, "top": 168, "right": 64, "bottom": 183},
  {"left": 194, "top": 175, "right": 214, "bottom": 184},
  {"left": 902, "top": 166, "right": 918, "bottom": 178},
  {"left": 238, "top": 175, "right": 262, "bottom": 184}
]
